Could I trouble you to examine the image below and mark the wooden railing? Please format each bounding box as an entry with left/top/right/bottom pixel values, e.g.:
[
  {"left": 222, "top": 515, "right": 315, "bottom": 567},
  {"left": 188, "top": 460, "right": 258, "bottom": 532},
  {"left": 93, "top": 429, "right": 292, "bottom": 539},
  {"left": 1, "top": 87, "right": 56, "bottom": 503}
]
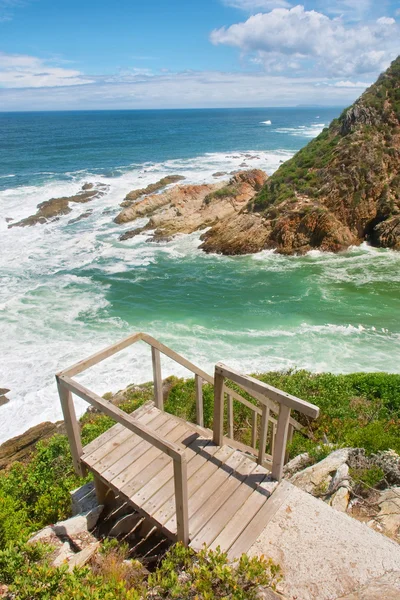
[
  {"left": 56, "top": 332, "right": 318, "bottom": 544},
  {"left": 213, "top": 363, "right": 320, "bottom": 481}
]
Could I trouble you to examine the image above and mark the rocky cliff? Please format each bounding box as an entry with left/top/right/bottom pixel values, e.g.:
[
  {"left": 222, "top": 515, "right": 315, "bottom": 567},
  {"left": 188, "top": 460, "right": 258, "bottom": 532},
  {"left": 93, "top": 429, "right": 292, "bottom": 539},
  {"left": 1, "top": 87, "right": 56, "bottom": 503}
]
[{"left": 202, "top": 56, "right": 400, "bottom": 255}]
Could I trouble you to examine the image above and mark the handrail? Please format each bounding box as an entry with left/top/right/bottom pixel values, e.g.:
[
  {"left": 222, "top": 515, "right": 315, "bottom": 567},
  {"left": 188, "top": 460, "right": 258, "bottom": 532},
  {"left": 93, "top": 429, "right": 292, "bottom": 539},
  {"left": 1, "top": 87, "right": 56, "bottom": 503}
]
[
  {"left": 213, "top": 363, "right": 320, "bottom": 482},
  {"left": 56, "top": 373, "right": 189, "bottom": 544}
]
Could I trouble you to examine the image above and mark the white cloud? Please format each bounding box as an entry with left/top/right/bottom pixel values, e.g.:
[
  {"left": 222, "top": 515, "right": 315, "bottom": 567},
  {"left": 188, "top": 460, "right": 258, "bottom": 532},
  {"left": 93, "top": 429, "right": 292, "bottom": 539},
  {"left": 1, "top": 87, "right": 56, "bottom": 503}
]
[
  {"left": 332, "top": 80, "right": 372, "bottom": 87},
  {"left": 210, "top": 5, "right": 399, "bottom": 77},
  {"left": 0, "top": 53, "right": 93, "bottom": 87},
  {"left": 376, "top": 16, "right": 395, "bottom": 25},
  {"left": 0, "top": 69, "right": 370, "bottom": 111},
  {"left": 222, "top": 0, "right": 291, "bottom": 10}
]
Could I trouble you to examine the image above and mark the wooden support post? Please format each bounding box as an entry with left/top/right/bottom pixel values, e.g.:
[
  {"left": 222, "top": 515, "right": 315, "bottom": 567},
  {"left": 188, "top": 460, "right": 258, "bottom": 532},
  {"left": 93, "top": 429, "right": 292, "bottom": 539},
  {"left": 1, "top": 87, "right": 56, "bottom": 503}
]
[
  {"left": 195, "top": 374, "right": 204, "bottom": 427},
  {"left": 174, "top": 456, "right": 189, "bottom": 545},
  {"left": 151, "top": 346, "right": 163, "bottom": 410},
  {"left": 227, "top": 394, "right": 234, "bottom": 439},
  {"left": 213, "top": 369, "right": 225, "bottom": 445},
  {"left": 271, "top": 404, "right": 291, "bottom": 481},
  {"left": 56, "top": 377, "right": 85, "bottom": 477},
  {"left": 257, "top": 405, "right": 270, "bottom": 465},
  {"left": 251, "top": 411, "right": 257, "bottom": 449},
  {"left": 285, "top": 424, "right": 294, "bottom": 464},
  {"left": 94, "top": 476, "right": 111, "bottom": 506},
  {"left": 271, "top": 423, "right": 277, "bottom": 456}
]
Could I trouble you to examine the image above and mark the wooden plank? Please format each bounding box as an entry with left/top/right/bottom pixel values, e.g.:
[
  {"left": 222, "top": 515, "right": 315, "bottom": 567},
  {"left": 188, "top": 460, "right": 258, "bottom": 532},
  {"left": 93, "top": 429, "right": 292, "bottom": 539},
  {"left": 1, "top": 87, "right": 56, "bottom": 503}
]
[
  {"left": 227, "top": 394, "right": 234, "bottom": 439},
  {"left": 101, "top": 414, "right": 175, "bottom": 486},
  {"left": 195, "top": 375, "right": 204, "bottom": 427},
  {"left": 213, "top": 368, "right": 225, "bottom": 445},
  {"left": 56, "top": 379, "right": 85, "bottom": 477},
  {"left": 226, "top": 480, "right": 292, "bottom": 560},
  {"left": 82, "top": 401, "right": 154, "bottom": 457},
  {"left": 167, "top": 451, "right": 248, "bottom": 537},
  {"left": 60, "top": 375, "right": 184, "bottom": 461},
  {"left": 58, "top": 332, "right": 144, "bottom": 377},
  {"left": 83, "top": 405, "right": 160, "bottom": 468},
  {"left": 190, "top": 463, "right": 266, "bottom": 551},
  {"left": 84, "top": 410, "right": 167, "bottom": 473},
  {"left": 136, "top": 438, "right": 217, "bottom": 515},
  {"left": 251, "top": 411, "right": 257, "bottom": 449},
  {"left": 271, "top": 404, "right": 291, "bottom": 482},
  {"left": 152, "top": 445, "right": 236, "bottom": 531},
  {"left": 151, "top": 346, "right": 163, "bottom": 410},
  {"left": 188, "top": 455, "right": 258, "bottom": 544},
  {"left": 111, "top": 421, "right": 188, "bottom": 491},
  {"left": 215, "top": 363, "right": 320, "bottom": 418},
  {"left": 121, "top": 429, "right": 198, "bottom": 500},
  {"left": 257, "top": 405, "right": 270, "bottom": 465},
  {"left": 174, "top": 454, "right": 189, "bottom": 544}
]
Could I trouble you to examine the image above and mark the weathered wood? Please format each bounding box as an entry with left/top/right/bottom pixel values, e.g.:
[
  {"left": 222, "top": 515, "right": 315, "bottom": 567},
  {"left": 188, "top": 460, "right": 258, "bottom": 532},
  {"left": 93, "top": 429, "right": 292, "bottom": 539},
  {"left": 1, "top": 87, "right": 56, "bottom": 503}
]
[
  {"left": 174, "top": 456, "right": 189, "bottom": 544},
  {"left": 215, "top": 363, "right": 320, "bottom": 418},
  {"left": 285, "top": 423, "right": 294, "bottom": 464},
  {"left": 271, "top": 404, "right": 291, "bottom": 481},
  {"left": 56, "top": 378, "right": 85, "bottom": 477},
  {"left": 227, "top": 394, "right": 234, "bottom": 439},
  {"left": 94, "top": 476, "right": 110, "bottom": 505},
  {"left": 58, "top": 332, "right": 144, "bottom": 377},
  {"left": 213, "top": 368, "right": 225, "bottom": 445},
  {"left": 257, "top": 405, "right": 270, "bottom": 466},
  {"left": 151, "top": 346, "right": 163, "bottom": 410},
  {"left": 251, "top": 411, "right": 257, "bottom": 449},
  {"left": 60, "top": 375, "right": 184, "bottom": 461},
  {"left": 195, "top": 374, "right": 204, "bottom": 427}
]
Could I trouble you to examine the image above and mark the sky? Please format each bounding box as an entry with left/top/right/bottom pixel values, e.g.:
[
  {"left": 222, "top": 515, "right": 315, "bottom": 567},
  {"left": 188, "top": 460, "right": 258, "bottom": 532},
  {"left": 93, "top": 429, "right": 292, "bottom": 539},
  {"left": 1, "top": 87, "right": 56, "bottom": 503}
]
[{"left": 0, "top": 0, "right": 399, "bottom": 110}]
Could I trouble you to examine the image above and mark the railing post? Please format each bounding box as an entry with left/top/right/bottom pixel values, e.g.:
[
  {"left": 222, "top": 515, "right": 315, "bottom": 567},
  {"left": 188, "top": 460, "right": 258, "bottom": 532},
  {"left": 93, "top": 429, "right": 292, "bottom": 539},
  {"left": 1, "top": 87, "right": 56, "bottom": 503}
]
[
  {"left": 173, "top": 455, "right": 189, "bottom": 545},
  {"left": 271, "top": 404, "right": 291, "bottom": 481},
  {"left": 195, "top": 374, "right": 204, "bottom": 427},
  {"left": 213, "top": 368, "right": 225, "bottom": 445},
  {"left": 251, "top": 411, "right": 258, "bottom": 449},
  {"left": 151, "top": 346, "right": 163, "bottom": 410},
  {"left": 56, "top": 377, "right": 86, "bottom": 477},
  {"left": 227, "top": 394, "right": 234, "bottom": 439},
  {"left": 257, "top": 405, "right": 270, "bottom": 465}
]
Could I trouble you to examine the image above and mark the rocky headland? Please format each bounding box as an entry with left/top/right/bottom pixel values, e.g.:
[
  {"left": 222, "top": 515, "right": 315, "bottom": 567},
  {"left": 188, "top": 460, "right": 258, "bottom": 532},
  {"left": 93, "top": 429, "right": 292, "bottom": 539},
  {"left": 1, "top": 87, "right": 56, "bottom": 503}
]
[{"left": 116, "top": 56, "right": 400, "bottom": 255}]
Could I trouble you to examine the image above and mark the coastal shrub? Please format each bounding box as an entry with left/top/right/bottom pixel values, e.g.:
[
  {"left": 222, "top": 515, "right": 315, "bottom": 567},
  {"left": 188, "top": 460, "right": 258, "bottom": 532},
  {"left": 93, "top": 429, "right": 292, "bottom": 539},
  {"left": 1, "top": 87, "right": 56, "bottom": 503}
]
[{"left": 0, "top": 541, "right": 279, "bottom": 600}]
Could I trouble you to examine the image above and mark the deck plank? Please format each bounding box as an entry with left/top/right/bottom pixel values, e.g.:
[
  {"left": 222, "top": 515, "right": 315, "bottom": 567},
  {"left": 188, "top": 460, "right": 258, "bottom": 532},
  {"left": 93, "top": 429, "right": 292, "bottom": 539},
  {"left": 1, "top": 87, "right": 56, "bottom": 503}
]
[
  {"left": 85, "top": 410, "right": 168, "bottom": 476},
  {"left": 189, "top": 457, "right": 261, "bottom": 547}
]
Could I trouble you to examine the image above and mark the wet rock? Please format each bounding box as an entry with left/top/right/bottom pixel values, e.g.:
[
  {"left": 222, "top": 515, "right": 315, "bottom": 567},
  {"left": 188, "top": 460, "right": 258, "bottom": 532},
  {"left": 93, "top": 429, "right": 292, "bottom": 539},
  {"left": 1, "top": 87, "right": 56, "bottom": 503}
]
[
  {"left": 119, "top": 175, "right": 185, "bottom": 208},
  {"left": 212, "top": 171, "right": 227, "bottom": 177},
  {"left": 68, "top": 209, "right": 93, "bottom": 225},
  {"left": 9, "top": 183, "right": 108, "bottom": 228},
  {"left": 0, "top": 421, "right": 64, "bottom": 470}
]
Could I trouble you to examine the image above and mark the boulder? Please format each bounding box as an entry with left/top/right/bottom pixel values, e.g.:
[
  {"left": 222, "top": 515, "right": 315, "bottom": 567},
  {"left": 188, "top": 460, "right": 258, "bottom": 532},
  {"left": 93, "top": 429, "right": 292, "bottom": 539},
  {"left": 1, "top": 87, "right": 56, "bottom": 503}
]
[
  {"left": 290, "top": 449, "right": 350, "bottom": 495},
  {"left": 373, "top": 486, "right": 400, "bottom": 541},
  {"left": 330, "top": 486, "right": 351, "bottom": 513}
]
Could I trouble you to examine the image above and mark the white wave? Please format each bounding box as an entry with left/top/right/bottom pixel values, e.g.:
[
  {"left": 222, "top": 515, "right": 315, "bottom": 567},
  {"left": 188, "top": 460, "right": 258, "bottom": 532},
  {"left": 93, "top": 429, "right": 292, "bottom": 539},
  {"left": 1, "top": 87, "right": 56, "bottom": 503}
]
[
  {"left": 0, "top": 174, "right": 15, "bottom": 179},
  {"left": 260, "top": 120, "right": 272, "bottom": 125},
  {"left": 275, "top": 123, "right": 325, "bottom": 138}
]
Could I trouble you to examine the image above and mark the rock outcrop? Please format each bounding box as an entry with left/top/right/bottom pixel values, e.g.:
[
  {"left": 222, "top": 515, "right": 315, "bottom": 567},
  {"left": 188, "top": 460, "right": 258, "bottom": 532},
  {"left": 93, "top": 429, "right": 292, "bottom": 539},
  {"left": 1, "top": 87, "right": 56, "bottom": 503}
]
[
  {"left": 9, "top": 182, "right": 109, "bottom": 228},
  {"left": 116, "top": 169, "right": 267, "bottom": 242},
  {"left": 119, "top": 175, "right": 185, "bottom": 209},
  {"left": 0, "top": 421, "right": 64, "bottom": 470}
]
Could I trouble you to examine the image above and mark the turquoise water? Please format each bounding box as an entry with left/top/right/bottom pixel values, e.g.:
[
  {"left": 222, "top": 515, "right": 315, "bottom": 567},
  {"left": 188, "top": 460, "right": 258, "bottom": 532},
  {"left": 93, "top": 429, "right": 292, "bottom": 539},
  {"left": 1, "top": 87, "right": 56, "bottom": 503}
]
[{"left": 1, "top": 108, "right": 400, "bottom": 441}]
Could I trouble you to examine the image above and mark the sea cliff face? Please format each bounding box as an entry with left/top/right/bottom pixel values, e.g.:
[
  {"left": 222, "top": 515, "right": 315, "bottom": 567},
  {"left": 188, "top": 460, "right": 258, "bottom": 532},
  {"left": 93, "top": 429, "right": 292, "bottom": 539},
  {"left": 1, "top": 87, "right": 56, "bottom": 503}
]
[{"left": 202, "top": 56, "right": 400, "bottom": 255}]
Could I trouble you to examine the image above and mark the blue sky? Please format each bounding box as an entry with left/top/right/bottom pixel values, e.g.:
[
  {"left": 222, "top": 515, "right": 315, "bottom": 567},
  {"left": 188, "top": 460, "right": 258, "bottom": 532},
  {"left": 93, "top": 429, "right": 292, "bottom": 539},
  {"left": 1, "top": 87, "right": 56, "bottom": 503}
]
[{"left": 0, "top": 0, "right": 399, "bottom": 110}]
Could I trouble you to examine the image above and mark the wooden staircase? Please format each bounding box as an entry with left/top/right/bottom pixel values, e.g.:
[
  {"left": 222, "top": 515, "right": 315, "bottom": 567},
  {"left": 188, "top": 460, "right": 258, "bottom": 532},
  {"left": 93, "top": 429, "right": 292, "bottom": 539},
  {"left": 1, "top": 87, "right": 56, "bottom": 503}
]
[{"left": 56, "top": 332, "right": 319, "bottom": 556}]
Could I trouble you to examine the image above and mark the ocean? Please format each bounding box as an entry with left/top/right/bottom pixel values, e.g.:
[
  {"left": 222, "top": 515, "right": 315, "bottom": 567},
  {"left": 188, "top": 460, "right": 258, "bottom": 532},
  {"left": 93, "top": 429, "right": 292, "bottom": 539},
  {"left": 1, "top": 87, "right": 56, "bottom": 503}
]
[{"left": 1, "top": 107, "right": 400, "bottom": 443}]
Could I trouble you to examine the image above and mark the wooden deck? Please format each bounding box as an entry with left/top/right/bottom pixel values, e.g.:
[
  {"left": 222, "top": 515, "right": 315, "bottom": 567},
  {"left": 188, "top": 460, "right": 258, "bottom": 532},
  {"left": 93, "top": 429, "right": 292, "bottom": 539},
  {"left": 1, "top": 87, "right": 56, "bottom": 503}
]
[
  {"left": 56, "top": 332, "right": 319, "bottom": 556},
  {"left": 81, "top": 402, "right": 278, "bottom": 557}
]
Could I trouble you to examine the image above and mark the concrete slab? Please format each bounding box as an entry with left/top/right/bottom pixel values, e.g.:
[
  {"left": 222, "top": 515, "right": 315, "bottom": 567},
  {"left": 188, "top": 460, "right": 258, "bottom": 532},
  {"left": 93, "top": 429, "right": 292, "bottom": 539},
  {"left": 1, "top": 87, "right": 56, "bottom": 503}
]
[{"left": 248, "top": 481, "right": 400, "bottom": 600}]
